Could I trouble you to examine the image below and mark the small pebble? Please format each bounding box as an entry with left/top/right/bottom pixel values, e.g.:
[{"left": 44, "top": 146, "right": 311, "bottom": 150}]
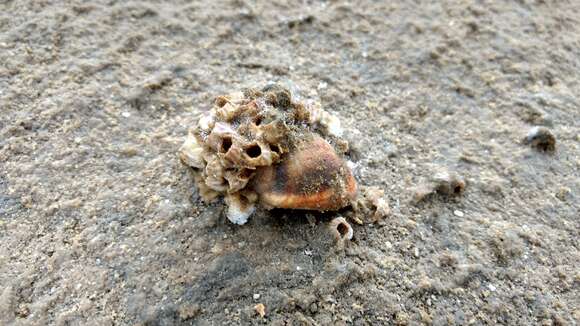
[
  {"left": 555, "top": 187, "right": 572, "bottom": 201},
  {"left": 122, "top": 111, "right": 131, "bottom": 118},
  {"left": 412, "top": 170, "right": 466, "bottom": 204},
  {"left": 433, "top": 171, "right": 466, "bottom": 196},
  {"left": 254, "top": 303, "right": 266, "bottom": 318},
  {"left": 523, "top": 126, "right": 556, "bottom": 152},
  {"left": 253, "top": 293, "right": 260, "bottom": 300},
  {"left": 454, "top": 210, "right": 464, "bottom": 217},
  {"left": 309, "top": 302, "right": 318, "bottom": 313}
]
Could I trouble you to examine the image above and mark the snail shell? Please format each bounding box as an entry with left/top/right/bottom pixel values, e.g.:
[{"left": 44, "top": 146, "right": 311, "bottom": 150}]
[{"left": 252, "top": 133, "right": 357, "bottom": 211}]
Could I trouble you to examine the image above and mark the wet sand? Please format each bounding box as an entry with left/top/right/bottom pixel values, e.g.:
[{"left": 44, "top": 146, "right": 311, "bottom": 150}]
[{"left": 1, "top": 1, "right": 579, "bottom": 325}]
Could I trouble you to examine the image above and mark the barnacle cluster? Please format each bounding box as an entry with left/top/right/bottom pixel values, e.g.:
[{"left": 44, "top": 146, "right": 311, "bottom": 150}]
[{"left": 179, "top": 84, "right": 356, "bottom": 224}]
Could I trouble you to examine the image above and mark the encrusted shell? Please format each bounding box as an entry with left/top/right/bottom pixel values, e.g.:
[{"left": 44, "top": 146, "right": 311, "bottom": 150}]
[{"left": 179, "top": 84, "right": 357, "bottom": 224}]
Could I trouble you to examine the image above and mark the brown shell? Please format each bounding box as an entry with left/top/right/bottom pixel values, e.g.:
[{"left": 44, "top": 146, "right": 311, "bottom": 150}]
[{"left": 252, "top": 134, "right": 357, "bottom": 211}]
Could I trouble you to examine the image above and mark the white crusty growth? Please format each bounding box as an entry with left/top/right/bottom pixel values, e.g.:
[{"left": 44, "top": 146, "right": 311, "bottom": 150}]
[{"left": 307, "top": 100, "right": 344, "bottom": 138}]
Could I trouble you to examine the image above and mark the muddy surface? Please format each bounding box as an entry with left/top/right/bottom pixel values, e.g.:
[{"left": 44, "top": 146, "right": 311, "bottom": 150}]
[{"left": 1, "top": 1, "right": 579, "bottom": 325}]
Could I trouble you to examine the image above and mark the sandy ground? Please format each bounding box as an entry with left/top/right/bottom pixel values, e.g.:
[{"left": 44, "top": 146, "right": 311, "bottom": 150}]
[{"left": 1, "top": 0, "right": 579, "bottom": 325}]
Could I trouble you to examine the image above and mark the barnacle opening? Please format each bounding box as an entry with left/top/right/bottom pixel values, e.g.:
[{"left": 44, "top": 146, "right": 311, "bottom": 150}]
[
  {"left": 330, "top": 217, "right": 353, "bottom": 241},
  {"left": 269, "top": 144, "right": 280, "bottom": 154},
  {"left": 245, "top": 144, "right": 262, "bottom": 158},
  {"left": 337, "top": 222, "right": 349, "bottom": 237},
  {"left": 221, "top": 137, "right": 232, "bottom": 153}
]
